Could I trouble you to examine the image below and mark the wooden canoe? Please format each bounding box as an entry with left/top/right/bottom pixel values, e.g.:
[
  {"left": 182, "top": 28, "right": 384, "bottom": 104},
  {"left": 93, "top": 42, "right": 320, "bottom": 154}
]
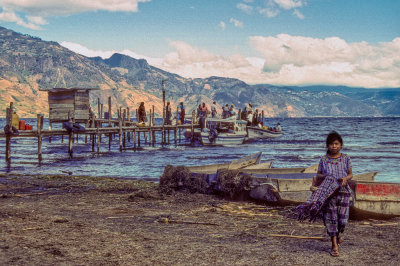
[
  {"left": 240, "top": 164, "right": 318, "bottom": 175},
  {"left": 352, "top": 181, "right": 400, "bottom": 216},
  {"left": 249, "top": 172, "right": 379, "bottom": 203},
  {"left": 186, "top": 152, "right": 262, "bottom": 173},
  {"left": 242, "top": 161, "right": 273, "bottom": 170}
]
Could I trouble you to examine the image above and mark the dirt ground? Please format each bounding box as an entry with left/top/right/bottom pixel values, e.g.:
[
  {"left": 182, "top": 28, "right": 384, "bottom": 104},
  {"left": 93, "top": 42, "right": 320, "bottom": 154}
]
[{"left": 1, "top": 173, "right": 399, "bottom": 266}]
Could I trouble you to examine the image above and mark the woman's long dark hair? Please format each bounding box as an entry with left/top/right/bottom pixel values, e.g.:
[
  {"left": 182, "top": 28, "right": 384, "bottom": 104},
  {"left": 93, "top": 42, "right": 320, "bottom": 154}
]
[{"left": 326, "top": 131, "right": 343, "bottom": 154}]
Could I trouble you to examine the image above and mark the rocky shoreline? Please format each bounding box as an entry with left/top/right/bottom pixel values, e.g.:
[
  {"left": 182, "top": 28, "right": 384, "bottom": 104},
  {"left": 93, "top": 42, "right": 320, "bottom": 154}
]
[{"left": 1, "top": 173, "right": 399, "bottom": 265}]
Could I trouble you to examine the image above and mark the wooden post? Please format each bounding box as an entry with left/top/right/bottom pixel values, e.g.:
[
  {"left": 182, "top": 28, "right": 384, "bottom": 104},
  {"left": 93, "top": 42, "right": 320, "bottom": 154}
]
[
  {"left": 48, "top": 122, "right": 52, "bottom": 143},
  {"left": 262, "top": 110, "right": 265, "bottom": 127},
  {"left": 138, "top": 128, "right": 141, "bottom": 147},
  {"left": 108, "top": 132, "right": 112, "bottom": 151},
  {"left": 152, "top": 105, "right": 155, "bottom": 146},
  {"left": 96, "top": 121, "right": 100, "bottom": 153},
  {"left": 174, "top": 125, "right": 177, "bottom": 145},
  {"left": 191, "top": 110, "right": 195, "bottom": 143},
  {"left": 119, "top": 118, "right": 123, "bottom": 152},
  {"left": 37, "top": 114, "right": 42, "bottom": 161},
  {"left": 108, "top": 96, "right": 112, "bottom": 127},
  {"left": 162, "top": 80, "right": 166, "bottom": 145},
  {"left": 5, "top": 103, "right": 12, "bottom": 162},
  {"left": 133, "top": 128, "right": 137, "bottom": 149},
  {"left": 98, "top": 98, "right": 101, "bottom": 119},
  {"left": 92, "top": 116, "right": 96, "bottom": 152},
  {"left": 148, "top": 109, "right": 152, "bottom": 145},
  {"left": 127, "top": 107, "right": 131, "bottom": 143},
  {"left": 68, "top": 119, "right": 73, "bottom": 158},
  {"left": 122, "top": 109, "right": 126, "bottom": 149}
]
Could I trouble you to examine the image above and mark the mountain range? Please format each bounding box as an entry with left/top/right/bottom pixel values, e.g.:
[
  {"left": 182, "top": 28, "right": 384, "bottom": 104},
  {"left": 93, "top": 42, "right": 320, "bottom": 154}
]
[{"left": 1, "top": 26, "right": 399, "bottom": 118}]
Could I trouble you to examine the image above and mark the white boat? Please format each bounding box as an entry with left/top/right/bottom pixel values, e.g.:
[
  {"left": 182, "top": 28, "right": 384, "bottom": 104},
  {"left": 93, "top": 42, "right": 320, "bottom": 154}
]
[
  {"left": 246, "top": 125, "right": 283, "bottom": 140},
  {"left": 200, "top": 117, "right": 248, "bottom": 146}
]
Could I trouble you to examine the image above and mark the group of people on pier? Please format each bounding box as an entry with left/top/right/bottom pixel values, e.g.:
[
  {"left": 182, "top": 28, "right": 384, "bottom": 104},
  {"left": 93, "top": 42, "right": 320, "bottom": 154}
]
[
  {"left": 138, "top": 101, "right": 186, "bottom": 126},
  {"left": 138, "top": 100, "right": 280, "bottom": 132}
]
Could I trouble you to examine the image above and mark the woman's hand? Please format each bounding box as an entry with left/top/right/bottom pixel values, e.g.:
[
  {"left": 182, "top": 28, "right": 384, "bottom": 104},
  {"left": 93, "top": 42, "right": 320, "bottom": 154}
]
[{"left": 341, "top": 177, "right": 347, "bottom": 187}]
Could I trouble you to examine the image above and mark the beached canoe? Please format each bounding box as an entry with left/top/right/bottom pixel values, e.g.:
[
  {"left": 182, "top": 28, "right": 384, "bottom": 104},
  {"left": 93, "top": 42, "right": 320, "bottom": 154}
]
[
  {"left": 240, "top": 164, "right": 318, "bottom": 175},
  {"left": 248, "top": 172, "right": 379, "bottom": 203},
  {"left": 242, "top": 161, "right": 274, "bottom": 170},
  {"left": 352, "top": 181, "right": 400, "bottom": 216},
  {"left": 186, "top": 152, "right": 262, "bottom": 173}
]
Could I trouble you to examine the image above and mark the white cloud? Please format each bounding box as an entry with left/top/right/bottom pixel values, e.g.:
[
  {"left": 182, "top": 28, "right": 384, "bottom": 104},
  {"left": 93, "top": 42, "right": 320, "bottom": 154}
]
[
  {"left": 62, "top": 37, "right": 400, "bottom": 88},
  {"left": 0, "top": 9, "right": 44, "bottom": 30},
  {"left": 242, "top": 0, "right": 306, "bottom": 19},
  {"left": 0, "top": 0, "right": 150, "bottom": 29},
  {"left": 237, "top": 3, "right": 253, "bottom": 15},
  {"left": 249, "top": 34, "right": 400, "bottom": 87},
  {"left": 273, "top": 0, "right": 304, "bottom": 10},
  {"left": 258, "top": 7, "right": 280, "bottom": 18},
  {"left": 218, "top": 21, "right": 226, "bottom": 31},
  {"left": 229, "top": 18, "right": 243, "bottom": 28},
  {"left": 292, "top": 9, "right": 304, "bottom": 19}
]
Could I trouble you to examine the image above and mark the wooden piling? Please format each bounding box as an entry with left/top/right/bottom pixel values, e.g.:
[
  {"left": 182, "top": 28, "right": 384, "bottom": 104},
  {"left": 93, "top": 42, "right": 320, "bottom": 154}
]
[
  {"left": 118, "top": 118, "right": 123, "bottom": 152},
  {"left": 96, "top": 122, "right": 100, "bottom": 153},
  {"left": 37, "top": 114, "right": 42, "bottom": 161},
  {"left": 127, "top": 107, "right": 131, "bottom": 143},
  {"left": 152, "top": 105, "right": 155, "bottom": 146},
  {"left": 5, "top": 103, "right": 12, "bottom": 162},
  {"left": 123, "top": 109, "right": 126, "bottom": 149},
  {"left": 191, "top": 110, "right": 195, "bottom": 142},
  {"left": 262, "top": 110, "right": 265, "bottom": 127},
  {"left": 68, "top": 131, "right": 74, "bottom": 158},
  {"left": 133, "top": 128, "right": 137, "bottom": 149},
  {"left": 148, "top": 109, "right": 152, "bottom": 145}
]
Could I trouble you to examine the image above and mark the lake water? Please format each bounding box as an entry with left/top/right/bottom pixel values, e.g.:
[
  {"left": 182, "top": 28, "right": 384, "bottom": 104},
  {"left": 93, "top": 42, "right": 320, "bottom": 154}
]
[{"left": 0, "top": 117, "right": 399, "bottom": 183}]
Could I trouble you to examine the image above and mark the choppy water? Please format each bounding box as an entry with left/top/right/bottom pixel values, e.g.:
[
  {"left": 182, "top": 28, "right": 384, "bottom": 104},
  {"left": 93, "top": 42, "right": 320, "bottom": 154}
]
[{"left": 0, "top": 117, "right": 399, "bottom": 182}]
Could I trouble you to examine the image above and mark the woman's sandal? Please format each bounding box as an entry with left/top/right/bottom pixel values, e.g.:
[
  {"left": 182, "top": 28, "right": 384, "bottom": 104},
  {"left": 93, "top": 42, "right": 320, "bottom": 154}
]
[{"left": 330, "top": 248, "right": 339, "bottom": 257}]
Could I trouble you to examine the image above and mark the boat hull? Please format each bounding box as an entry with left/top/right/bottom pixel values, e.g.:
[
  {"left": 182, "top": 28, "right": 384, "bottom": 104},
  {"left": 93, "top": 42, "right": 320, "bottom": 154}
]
[
  {"left": 200, "top": 132, "right": 246, "bottom": 146},
  {"left": 353, "top": 182, "right": 400, "bottom": 216},
  {"left": 246, "top": 126, "right": 283, "bottom": 139},
  {"left": 187, "top": 152, "right": 262, "bottom": 173}
]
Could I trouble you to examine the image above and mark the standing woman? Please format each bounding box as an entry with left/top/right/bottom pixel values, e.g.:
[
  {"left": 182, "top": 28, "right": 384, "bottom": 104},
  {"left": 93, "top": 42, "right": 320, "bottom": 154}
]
[
  {"left": 179, "top": 102, "right": 185, "bottom": 125},
  {"left": 296, "top": 131, "right": 353, "bottom": 257}
]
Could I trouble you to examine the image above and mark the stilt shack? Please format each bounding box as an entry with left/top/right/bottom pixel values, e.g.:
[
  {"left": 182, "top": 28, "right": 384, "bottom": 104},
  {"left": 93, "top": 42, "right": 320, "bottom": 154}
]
[{"left": 40, "top": 88, "right": 99, "bottom": 123}]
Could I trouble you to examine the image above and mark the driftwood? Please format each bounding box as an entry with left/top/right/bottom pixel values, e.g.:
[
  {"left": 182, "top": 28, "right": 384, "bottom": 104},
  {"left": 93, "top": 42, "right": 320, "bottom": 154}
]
[
  {"left": 268, "top": 234, "right": 324, "bottom": 240},
  {"left": 158, "top": 218, "right": 218, "bottom": 226}
]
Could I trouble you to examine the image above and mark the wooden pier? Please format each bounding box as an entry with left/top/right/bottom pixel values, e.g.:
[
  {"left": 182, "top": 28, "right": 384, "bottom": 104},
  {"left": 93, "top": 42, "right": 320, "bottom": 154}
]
[{"left": 2, "top": 100, "right": 199, "bottom": 162}]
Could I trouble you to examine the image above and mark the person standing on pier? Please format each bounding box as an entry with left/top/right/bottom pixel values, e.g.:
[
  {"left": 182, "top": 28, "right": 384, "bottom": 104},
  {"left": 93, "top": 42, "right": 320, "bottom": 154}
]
[
  {"left": 211, "top": 101, "right": 217, "bottom": 118},
  {"left": 179, "top": 102, "right": 185, "bottom": 125},
  {"left": 138, "top": 102, "right": 147, "bottom": 123},
  {"left": 165, "top": 101, "right": 172, "bottom": 125},
  {"left": 199, "top": 102, "right": 208, "bottom": 131}
]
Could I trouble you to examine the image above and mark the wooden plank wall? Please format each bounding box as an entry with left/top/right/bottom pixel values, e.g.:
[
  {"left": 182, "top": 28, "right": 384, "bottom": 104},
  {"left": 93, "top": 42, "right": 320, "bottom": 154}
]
[
  {"left": 48, "top": 90, "right": 90, "bottom": 121},
  {"left": 49, "top": 91, "right": 74, "bottom": 121},
  {"left": 74, "top": 91, "right": 89, "bottom": 120}
]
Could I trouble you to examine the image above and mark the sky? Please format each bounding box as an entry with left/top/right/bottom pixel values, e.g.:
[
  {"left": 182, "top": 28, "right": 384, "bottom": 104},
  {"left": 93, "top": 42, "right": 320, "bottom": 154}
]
[{"left": 0, "top": 0, "right": 399, "bottom": 88}]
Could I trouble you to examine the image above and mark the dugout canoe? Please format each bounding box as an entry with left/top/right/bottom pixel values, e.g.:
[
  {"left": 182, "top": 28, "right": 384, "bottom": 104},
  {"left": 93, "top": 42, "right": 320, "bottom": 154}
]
[
  {"left": 186, "top": 152, "right": 262, "bottom": 173},
  {"left": 239, "top": 164, "right": 318, "bottom": 175},
  {"left": 352, "top": 181, "right": 400, "bottom": 216},
  {"left": 248, "top": 172, "right": 379, "bottom": 203},
  {"left": 242, "top": 161, "right": 274, "bottom": 170}
]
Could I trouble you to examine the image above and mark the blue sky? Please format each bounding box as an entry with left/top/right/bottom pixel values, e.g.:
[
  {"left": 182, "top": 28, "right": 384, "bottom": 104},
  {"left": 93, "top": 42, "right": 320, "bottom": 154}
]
[{"left": 0, "top": 0, "right": 399, "bottom": 88}]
